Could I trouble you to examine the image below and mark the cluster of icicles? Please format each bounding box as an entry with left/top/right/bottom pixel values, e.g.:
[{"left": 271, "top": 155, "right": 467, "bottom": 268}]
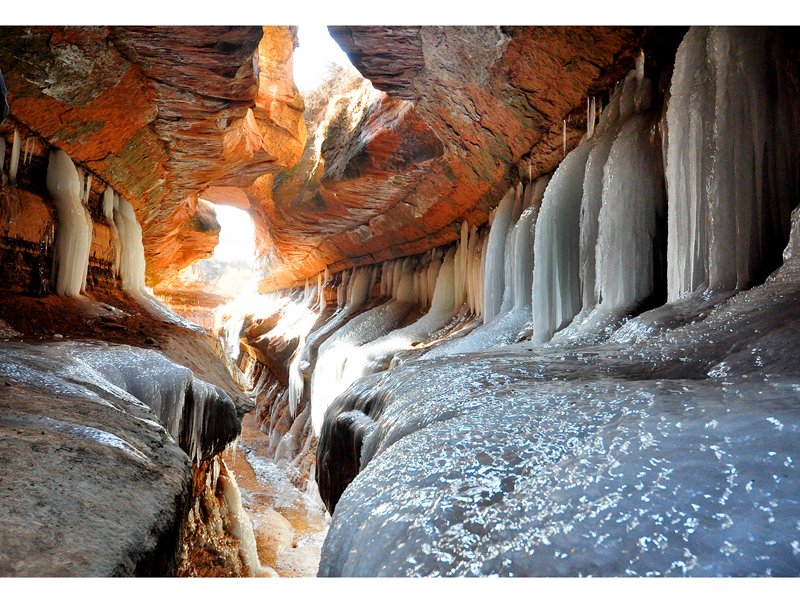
[
  {"left": 237, "top": 27, "right": 800, "bottom": 439},
  {"left": 45, "top": 149, "right": 147, "bottom": 297},
  {"left": 0, "top": 139, "right": 147, "bottom": 297},
  {"left": 1, "top": 135, "right": 168, "bottom": 303},
  {"left": 0, "top": 129, "right": 31, "bottom": 187}
]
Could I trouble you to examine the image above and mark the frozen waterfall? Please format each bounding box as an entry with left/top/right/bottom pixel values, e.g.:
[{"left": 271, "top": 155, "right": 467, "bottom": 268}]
[{"left": 666, "top": 27, "right": 800, "bottom": 301}]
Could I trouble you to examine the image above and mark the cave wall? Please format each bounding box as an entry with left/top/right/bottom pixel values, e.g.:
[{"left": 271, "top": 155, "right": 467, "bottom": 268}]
[
  {"left": 257, "top": 26, "right": 687, "bottom": 291},
  {"left": 1, "top": 26, "right": 305, "bottom": 295}
]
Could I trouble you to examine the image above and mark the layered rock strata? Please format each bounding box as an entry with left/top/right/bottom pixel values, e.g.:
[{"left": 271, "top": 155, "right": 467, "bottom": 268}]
[
  {"left": 257, "top": 26, "right": 687, "bottom": 291},
  {"left": 0, "top": 26, "right": 305, "bottom": 294}
]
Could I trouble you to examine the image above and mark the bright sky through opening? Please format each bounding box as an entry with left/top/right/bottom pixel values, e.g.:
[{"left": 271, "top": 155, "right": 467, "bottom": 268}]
[
  {"left": 212, "top": 205, "right": 255, "bottom": 268},
  {"left": 293, "top": 25, "right": 354, "bottom": 91}
]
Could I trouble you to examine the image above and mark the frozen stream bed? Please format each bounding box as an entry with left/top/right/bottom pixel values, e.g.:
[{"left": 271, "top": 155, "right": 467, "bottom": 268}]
[{"left": 226, "top": 412, "right": 329, "bottom": 577}]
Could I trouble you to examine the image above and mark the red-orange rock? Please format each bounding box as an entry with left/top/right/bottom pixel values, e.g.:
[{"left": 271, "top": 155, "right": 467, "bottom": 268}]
[
  {"left": 255, "top": 26, "right": 686, "bottom": 291},
  {"left": 0, "top": 26, "right": 306, "bottom": 292}
]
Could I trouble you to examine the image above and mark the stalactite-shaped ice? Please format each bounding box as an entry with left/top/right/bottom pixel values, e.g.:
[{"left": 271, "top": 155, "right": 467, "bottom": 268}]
[
  {"left": 46, "top": 149, "right": 93, "bottom": 298},
  {"left": 114, "top": 196, "right": 147, "bottom": 292},
  {"left": 531, "top": 142, "right": 592, "bottom": 343},
  {"left": 595, "top": 110, "right": 665, "bottom": 313},
  {"left": 666, "top": 27, "right": 800, "bottom": 301},
  {"left": 578, "top": 78, "right": 631, "bottom": 313},
  {"left": 427, "top": 177, "right": 547, "bottom": 357},
  {"left": 483, "top": 187, "right": 516, "bottom": 323},
  {"left": 102, "top": 186, "right": 121, "bottom": 274},
  {"left": 9, "top": 130, "right": 20, "bottom": 184},
  {"left": 82, "top": 173, "right": 92, "bottom": 206}
]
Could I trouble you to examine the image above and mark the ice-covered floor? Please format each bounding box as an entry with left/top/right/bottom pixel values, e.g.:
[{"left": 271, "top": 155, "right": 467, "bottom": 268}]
[{"left": 317, "top": 257, "right": 800, "bottom": 576}]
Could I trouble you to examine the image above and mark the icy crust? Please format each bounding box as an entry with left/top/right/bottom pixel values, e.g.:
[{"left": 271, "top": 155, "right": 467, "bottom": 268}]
[
  {"left": 317, "top": 236, "right": 800, "bottom": 576},
  {"left": 320, "top": 373, "right": 800, "bottom": 577},
  {"left": 0, "top": 340, "right": 240, "bottom": 463}
]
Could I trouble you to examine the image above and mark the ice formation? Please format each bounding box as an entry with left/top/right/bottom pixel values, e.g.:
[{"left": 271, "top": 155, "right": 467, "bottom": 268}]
[
  {"left": 482, "top": 187, "right": 516, "bottom": 323},
  {"left": 102, "top": 186, "right": 121, "bottom": 273},
  {"left": 666, "top": 27, "right": 800, "bottom": 301},
  {"left": 309, "top": 26, "right": 800, "bottom": 577},
  {"left": 531, "top": 139, "right": 592, "bottom": 342},
  {"left": 46, "top": 149, "right": 93, "bottom": 298},
  {"left": 336, "top": 248, "right": 459, "bottom": 395},
  {"left": 9, "top": 129, "right": 20, "bottom": 183},
  {"left": 219, "top": 468, "right": 263, "bottom": 576},
  {"left": 426, "top": 176, "right": 549, "bottom": 357},
  {"left": 309, "top": 258, "right": 422, "bottom": 435},
  {"left": 113, "top": 195, "right": 147, "bottom": 293},
  {"left": 287, "top": 266, "right": 373, "bottom": 417}
]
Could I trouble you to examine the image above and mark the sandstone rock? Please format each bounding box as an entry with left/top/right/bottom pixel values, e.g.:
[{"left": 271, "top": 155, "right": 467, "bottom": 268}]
[
  {"left": 0, "top": 26, "right": 306, "bottom": 293},
  {"left": 256, "top": 26, "right": 686, "bottom": 290},
  {"left": 0, "top": 346, "right": 193, "bottom": 576}
]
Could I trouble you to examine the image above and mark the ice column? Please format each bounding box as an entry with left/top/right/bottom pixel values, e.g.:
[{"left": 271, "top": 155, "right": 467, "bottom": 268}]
[
  {"left": 483, "top": 187, "right": 516, "bottom": 323},
  {"left": 666, "top": 27, "right": 800, "bottom": 301},
  {"left": 531, "top": 141, "right": 592, "bottom": 342},
  {"left": 114, "top": 195, "right": 147, "bottom": 292},
  {"left": 46, "top": 149, "right": 93, "bottom": 297}
]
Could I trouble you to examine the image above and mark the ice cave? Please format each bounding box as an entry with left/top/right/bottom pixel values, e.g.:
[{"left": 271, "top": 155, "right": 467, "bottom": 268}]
[{"left": 1, "top": 23, "right": 800, "bottom": 579}]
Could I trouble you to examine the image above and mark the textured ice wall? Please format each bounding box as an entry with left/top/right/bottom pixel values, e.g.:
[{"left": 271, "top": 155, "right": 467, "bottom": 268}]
[
  {"left": 666, "top": 27, "right": 800, "bottom": 301},
  {"left": 287, "top": 267, "right": 373, "bottom": 416},
  {"left": 531, "top": 141, "right": 592, "bottom": 342},
  {"left": 46, "top": 149, "right": 93, "bottom": 297}
]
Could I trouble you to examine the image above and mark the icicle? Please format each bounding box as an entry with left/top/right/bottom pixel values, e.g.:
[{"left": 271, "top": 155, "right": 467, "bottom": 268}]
[
  {"left": 83, "top": 172, "right": 92, "bottom": 205},
  {"left": 562, "top": 120, "right": 567, "bottom": 157},
  {"left": 9, "top": 129, "right": 20, "bottom": 183},
  {"left": 483, "top": 187, "right": 516, "bottom": 324},
  {"left": 22, "top": 137, "right": 30, "bottom": 166},
  {"left": 46, "top": 149, "right": 93, "bottom": 297},
  {"left": 114, "top": 196, "right": 147, "bottom": 292},
  {"left": 532, "top": 141, "right": 593, "bottom": 343},
  {"left": 317, "top": 271, "right": 326, "bottom": 313},
  {"left": 102, "top": 187, "right": 114, "bottom": 220},
  {"left": 636, "top": 50, "right": 645, "bottom": 80},
  {"left": 595, "top": 110, "right": 665, "bottom": 313}
]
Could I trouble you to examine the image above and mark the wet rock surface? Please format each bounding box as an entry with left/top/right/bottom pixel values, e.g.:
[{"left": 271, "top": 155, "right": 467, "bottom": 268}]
[
  {"left": 0, "top": 289, "right": 251, "bottom": 576},
  {"left": 0, "top": 348, "right": 193, "bottom": 576}
]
